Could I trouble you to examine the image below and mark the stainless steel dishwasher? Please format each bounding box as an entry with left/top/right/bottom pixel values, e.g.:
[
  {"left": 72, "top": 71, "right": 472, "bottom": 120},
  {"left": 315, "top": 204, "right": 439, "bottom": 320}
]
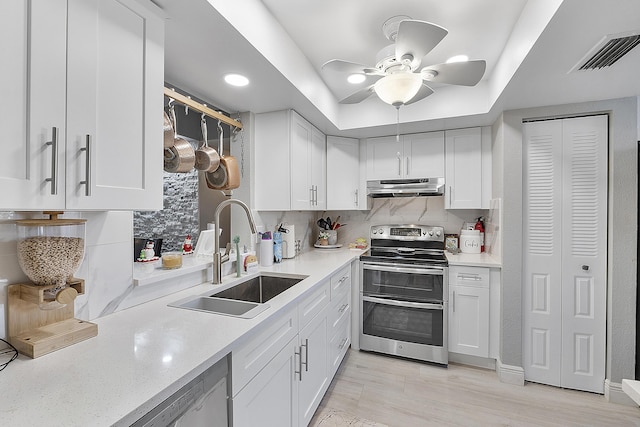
[{"left": 131, "top": 355, "right": 229, "bottom": 427}]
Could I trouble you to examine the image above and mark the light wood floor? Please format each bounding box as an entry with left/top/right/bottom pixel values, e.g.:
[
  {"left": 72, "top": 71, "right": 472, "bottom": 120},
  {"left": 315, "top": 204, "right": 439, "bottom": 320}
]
[{"left": 310, "top": 349, "right": 640, "bottom": 427}]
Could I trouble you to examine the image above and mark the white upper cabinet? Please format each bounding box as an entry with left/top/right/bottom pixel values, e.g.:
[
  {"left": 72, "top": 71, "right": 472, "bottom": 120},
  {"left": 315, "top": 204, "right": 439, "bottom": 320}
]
[
  {"left": 445, "top": 127, "right": 492, "bottom": 209},
  {"left": 0, "top": 0, "right": 164, "bottom": 211},
  {"left": 255, "top": 110, "right": 327, "bottom": 211},
  {"left": 0, "top": 0, "right": 67, "bottom": 210},
  {"left": 365, "top": 132, "right": 444, "bottom": 180},
  {"left": 326, "top": 136, "right": 365, "bottom": 210}
]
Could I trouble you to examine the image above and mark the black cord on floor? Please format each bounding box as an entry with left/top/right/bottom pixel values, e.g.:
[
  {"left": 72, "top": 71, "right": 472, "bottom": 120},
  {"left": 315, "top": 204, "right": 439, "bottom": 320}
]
[{"left": 0, "top": 338, "right": 18, "bottom": 372}]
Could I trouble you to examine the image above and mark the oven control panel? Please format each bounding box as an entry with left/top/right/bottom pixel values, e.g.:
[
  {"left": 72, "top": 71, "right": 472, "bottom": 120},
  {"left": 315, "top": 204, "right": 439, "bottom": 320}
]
[{"left": 370, "top": 225, "right": 444, "bottom": 241}]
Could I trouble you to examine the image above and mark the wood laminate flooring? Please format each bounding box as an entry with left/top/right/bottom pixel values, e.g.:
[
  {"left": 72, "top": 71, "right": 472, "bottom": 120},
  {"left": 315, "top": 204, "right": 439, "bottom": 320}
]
[{"left": 310, "top": 349, "right": 640, "bottom": 427}]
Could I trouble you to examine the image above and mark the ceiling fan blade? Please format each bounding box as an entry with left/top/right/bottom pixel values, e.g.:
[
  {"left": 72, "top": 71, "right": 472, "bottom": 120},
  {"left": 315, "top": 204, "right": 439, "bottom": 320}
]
[
  {"left": 321, "top": 59, "right": 380, "bottom": 75},
  {"left": 422, "top": 60, "right": 487, "bottom": 86},
  {"left": 403, "top": 83, "right": 434, "bottom": 106},
  {"left": 395, "top": 20, "right": 448, "bottom": 70},
  {"left": 339, "top": 85, "right": 376, "bottom": 104}
]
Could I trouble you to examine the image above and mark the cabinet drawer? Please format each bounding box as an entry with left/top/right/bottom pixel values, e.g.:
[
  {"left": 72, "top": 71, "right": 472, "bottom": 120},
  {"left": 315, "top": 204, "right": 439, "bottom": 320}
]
[
  {"left": 328, "top": 291, "right": 350, "bottom": 336},
  {"left": 330, "top": 266, "right": 351, "bottom": 300},
  {"left": 450, "top": 266, "right": 489, "bottom": 288},
  {"left": 328, "top": 315, "right": 351, "bottom": 377},
  {"left": 232, "top": 306, "right": 298, "bottom": 396},
  {"left": 298, "top": 280, "right": 330, "bottom": 329}
]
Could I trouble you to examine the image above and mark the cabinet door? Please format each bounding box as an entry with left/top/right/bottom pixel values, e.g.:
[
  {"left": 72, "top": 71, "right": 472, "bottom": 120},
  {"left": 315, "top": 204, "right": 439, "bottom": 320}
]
[
  {"left": 66, "top": 0, "right": 163, "bottom": 210},
  {"left": 403, "top": 131, "right": 444, "bottom": 178},
  {"left": 233, "top": 337, "right": 298, "bottom": 427},
  {"left": 298, "top": 309, "right": 329, "bottom": 427},
  {"left": 311, "top": 126, "right": 327, "bottom": 210},
  {"left": 449, "top": 284, "right": 489, "bottom": 357},
  {"left": 254, "top": 110, "right": 291, "bottom": 210},
  {"left": 0, "top": 0, "right": 66, "bottom": 210},
  {"left": 445, "top": 127, "right": 483, "bottom": 209},
  {"left": 327, "top": 137, "right": 360, "bottom": 209},
  {"left": 366, "top": 136, "right": 403, "bottom": 180},
  {"left": 290, "top": 111, "right": 313, "bottom": 210}
]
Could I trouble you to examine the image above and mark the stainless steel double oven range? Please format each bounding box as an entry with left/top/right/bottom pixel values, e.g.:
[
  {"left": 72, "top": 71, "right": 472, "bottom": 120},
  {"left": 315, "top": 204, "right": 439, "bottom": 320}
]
[{"left": 359, "top": 224, "right": 448, "bottom": 366}]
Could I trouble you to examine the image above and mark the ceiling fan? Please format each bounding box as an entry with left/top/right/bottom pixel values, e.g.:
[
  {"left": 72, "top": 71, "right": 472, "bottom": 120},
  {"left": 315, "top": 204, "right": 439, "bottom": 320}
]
[{"left": 321, "top": 15, "right": 486, "bottom": 107}]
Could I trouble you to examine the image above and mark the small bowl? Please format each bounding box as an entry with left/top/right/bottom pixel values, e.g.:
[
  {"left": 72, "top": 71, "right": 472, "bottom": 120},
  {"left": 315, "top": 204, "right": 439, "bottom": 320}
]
[{"left": 162, "top": 252, "right": 183, "bottom": 269}]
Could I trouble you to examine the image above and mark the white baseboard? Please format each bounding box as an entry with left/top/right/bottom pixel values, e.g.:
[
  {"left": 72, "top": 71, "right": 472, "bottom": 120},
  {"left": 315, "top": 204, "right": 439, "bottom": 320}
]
[
  {"left": 497, "top": 359, "right": 524, "bottom": 386},
  {"left": 606, "top": 379, "right": 638, "bottom": 406},
  {"left": 448, "top": 352, "right": 496, "bottom": 370}
]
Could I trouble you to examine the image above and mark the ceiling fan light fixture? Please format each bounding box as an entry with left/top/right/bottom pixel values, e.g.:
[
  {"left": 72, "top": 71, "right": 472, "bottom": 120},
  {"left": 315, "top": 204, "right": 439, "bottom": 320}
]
[
  {"left": 374, "top": 73, "right": 422, "bottom": 107},
  {"left": 347, "top": 73, "right": 366, "bottom": 84}
]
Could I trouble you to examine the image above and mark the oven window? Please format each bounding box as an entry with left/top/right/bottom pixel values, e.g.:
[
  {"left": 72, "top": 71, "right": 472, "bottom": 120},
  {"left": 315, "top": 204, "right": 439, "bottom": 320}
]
[
  {"left": 362, "top": 300, "right": 443, "bottom": 346},
  {"left": 362, "top": 267, "right": 444, "bottom": 302}
]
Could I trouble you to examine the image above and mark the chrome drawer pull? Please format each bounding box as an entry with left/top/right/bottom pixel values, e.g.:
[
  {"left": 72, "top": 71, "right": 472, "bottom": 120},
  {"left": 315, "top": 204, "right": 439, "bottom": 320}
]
[
  {"left": 80, "top": 134, "right": 91, "bottom": 196},
  {"left": 295, "top": 347, "right": 302, "bottom": 381},
  {"left": 338, "top": 337, "right": 348, "bottom": 349},
  {"left": 301, "top": 338, "right": 309, "bottom": 372},
  {"left": 45, "top": 127, "right": 58, "bottom": 195}
]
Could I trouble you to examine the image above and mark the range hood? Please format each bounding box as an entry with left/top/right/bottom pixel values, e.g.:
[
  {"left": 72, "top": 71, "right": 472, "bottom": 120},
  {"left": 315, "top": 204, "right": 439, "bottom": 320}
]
[{"left": 367, "top": 178, "right": 445, "bottom": 198}]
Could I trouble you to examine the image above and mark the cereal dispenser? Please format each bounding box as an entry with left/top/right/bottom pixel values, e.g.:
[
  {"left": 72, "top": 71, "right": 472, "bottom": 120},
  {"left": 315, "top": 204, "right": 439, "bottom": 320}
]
[{"left": 7, "top": 212, "right": 97, "bottom": 358}]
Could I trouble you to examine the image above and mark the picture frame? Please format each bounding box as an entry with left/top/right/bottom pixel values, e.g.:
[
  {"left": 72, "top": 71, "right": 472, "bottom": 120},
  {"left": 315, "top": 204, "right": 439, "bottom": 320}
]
[{"left": 445, "top": 234, "right": 459, "bottom": 252}]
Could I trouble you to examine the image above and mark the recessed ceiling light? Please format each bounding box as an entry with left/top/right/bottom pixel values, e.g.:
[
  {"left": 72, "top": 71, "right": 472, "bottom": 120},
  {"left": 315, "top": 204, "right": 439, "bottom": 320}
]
[
  {"left": 446, "top": 55, "right": 469, "bottom": 63},
  {"left": 224, "top": 73, "right": 249, "bottom": 87},
  {"left": 347, "top": 73, "right": 366, "bottom": 84}
]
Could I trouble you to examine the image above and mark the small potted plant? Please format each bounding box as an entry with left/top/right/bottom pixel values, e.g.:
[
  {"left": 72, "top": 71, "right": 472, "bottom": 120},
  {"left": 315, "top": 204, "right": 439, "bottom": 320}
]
[{"left": 318, "top": 231, "right": 330, "bottom": 246}]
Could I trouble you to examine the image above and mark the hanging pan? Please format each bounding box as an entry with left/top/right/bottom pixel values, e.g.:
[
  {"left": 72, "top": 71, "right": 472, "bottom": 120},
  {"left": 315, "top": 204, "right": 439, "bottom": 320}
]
[
  {"left": 164, "top": 103, "right": 195, "bottom": 173},
  {"left": 206, "top": 120, "right": 240, "bottom": 190},
  {"left": 194, "top": 114, "right": 220, "bottom": 172},
  {"left": 163, "top": 110, "right": 174, "bottom": 148}
]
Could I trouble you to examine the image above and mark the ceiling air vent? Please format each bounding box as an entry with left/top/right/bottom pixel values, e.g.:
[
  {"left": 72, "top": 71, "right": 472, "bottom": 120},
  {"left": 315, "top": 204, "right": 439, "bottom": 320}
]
[{"left": 571, "top": 31, "right": 640, "bottom": 72}]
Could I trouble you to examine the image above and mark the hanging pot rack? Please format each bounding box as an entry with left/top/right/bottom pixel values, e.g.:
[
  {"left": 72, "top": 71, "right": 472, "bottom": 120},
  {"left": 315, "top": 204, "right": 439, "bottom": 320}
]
[{"left": 164, "top": 87, "right": 242, "bottom": 130}]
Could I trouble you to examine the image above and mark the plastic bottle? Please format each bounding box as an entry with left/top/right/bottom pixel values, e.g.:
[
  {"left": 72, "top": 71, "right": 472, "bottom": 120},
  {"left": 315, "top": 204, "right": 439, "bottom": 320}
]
[
  {"left": 474, "top": 216, "right": 485, "bottom": 252},
  {"left": 260, "top": 232, "right": 273, "bottom": 266}
]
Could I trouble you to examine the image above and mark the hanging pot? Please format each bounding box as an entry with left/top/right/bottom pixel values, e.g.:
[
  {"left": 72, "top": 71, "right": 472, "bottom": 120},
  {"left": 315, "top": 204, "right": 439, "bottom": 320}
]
[
  {"left": 164, "top": 104, "right": 195, "bottom": 173},
  {"left": 163, "top": 110, "right": 174, "bottom": 148},
  {"left": 194, "top": 114, "right": 220, "bottom": 172},
  {"left": 206, "top": 120, "right": 239, "bottom": 190}
]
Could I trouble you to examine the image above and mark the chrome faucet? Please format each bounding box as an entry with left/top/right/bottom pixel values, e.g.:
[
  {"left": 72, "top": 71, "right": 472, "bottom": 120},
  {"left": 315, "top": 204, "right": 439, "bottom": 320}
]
[{"left": 213, "top": 199, "right": 257, "bottom": 284}]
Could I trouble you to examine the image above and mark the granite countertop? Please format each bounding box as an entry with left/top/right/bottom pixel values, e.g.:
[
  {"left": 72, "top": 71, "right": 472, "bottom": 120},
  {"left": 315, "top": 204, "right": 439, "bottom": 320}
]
[
  {"left": 445, "top": 251, "right": 502, "bottom": 268},
  {"left": 1, "top": 248, "right": 363, "bottom": 426}
]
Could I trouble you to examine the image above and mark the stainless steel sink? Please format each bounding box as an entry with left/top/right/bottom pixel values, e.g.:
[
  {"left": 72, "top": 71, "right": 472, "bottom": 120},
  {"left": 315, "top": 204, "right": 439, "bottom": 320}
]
[
  {"left": 210, "top": 272, "right": 307, "bottom": 303},
  {"left": 169, "top": 272, "right": 308, "bottom": 318}
]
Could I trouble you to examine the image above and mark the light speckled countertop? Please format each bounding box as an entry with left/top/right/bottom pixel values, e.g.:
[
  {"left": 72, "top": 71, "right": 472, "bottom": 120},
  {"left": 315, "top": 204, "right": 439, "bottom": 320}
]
[
  {"left": 1, "top": 248, "right": 363, "bottom": 426},
  {"left": 445, "top": 251, "right": 502, "bottom": 268}
]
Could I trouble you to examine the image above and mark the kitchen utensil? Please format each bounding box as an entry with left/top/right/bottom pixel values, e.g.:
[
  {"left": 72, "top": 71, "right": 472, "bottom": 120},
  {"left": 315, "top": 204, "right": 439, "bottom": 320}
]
[
  {"left": 194, "top": 114, "right": 220, "bottom": 172},
  {"left": 163, "top": 110, "right": 174, "bottom": 148},
  {"left": 164, "top": 104, "right": 195, "bottom": 173},
  {"left": 332, "top": 216, "right": 341, "bottom": 230},
  {"left": 326, "top": 217, "right": 332, "bottom": 229},
  {"left": 206, "top": 120, "right": 240, "bottom": 190},
  {"left": 317, "top": 218, "right": 329, "bottom": 230}
]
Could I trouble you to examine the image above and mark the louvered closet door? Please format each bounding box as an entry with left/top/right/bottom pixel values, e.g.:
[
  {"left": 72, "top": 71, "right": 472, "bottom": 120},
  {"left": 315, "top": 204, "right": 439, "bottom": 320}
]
[
  {"left": 560, "top": 115, "right": 607, "bottom": 393},
  {"left": 523, "top": 120, "right": 564, "bottom": 387},
  {"left": 523, "top": 115, "right": 607, "bottom": 393}
]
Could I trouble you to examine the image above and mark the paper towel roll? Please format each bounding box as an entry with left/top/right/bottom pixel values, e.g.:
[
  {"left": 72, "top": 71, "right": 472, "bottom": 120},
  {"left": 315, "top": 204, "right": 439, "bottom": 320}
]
[{"left": 282, "top": 224, "right": 296, "bottom": 258}]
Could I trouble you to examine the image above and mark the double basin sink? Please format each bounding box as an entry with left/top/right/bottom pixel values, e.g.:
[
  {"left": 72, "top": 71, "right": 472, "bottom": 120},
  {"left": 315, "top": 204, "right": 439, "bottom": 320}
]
[{"left": 169, "top": 272, "right": 308, "bottom": 319}]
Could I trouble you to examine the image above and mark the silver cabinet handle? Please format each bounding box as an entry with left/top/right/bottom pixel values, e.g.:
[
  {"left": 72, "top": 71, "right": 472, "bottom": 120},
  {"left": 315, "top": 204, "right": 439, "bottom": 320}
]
[
  {"left": 338, "top": 337, "right": 348, "bottom": 350},
  {"left": 355, "top": 189, "right": 359, "bottom": 206},
  {"left": 338, "top": 276, "right": 349, "bottom": 284},
  {"left": 314, "top": 185, "right": 318, "bottom": 206},
  {"left": 80, "top": 135, "right": 91, "bottom": 196},
  {"left": 406, "top": 157, "right": 410, "bottom": 176},
  {"left": 338, "top": 303, "right": 349, "bottom": 313},
  {"left": 309, "top": 187, "right": 314, "bottom": 206},
  {"left": 45, "top": 127, "right": 58, "bottom": 195},
  {"left": 458, "top": 274, "right": 482, "bottom": 281},
  {"left": 294, "top": 346, "right": 302, "bottom": 381},
  {"left": 301, "top": 338, "right": 309, "bottom": 372},
  {"left": 449, "top": 186, "right": 452, "bottom": 206},
  {"left": 397, "top": 154, "right": 401, "bottom": 176}
]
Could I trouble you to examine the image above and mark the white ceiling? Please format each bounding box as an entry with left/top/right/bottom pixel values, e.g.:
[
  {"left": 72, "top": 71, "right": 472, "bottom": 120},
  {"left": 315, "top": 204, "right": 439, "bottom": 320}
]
[{"left": 156, "top": 0, "right": 640, "bottom": 139}]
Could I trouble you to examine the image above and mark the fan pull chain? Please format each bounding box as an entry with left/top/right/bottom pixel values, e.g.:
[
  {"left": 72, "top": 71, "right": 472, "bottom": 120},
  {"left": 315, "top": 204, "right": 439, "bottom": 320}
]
[{"left": 396, "top": 106, "right": 400, "bottom": 142}]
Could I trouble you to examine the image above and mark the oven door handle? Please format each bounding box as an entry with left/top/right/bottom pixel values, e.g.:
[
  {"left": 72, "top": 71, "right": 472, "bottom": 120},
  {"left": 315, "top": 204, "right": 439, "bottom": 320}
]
[
  {"left": 362, "top": 295, "right": 444, "bottom": 310},
  {"left": 362, "top": 263, "right": 444, "bottom": 276}
]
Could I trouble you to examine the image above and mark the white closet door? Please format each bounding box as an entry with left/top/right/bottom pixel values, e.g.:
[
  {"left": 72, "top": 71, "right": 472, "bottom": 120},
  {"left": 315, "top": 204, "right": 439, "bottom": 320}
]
[
  {"left": 560, "top": 115, "right": 607, "bottom": 393},
  {"left": 523, "top": 115, "right": 607, "bottom": 393},
  {"left": 523, "top": 120, "right": 564, "bottom": 387}
]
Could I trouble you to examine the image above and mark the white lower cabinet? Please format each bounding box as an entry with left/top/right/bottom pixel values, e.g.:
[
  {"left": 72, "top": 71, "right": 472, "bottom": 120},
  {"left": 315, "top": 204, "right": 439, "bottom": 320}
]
[
  {"left": 233, "top": 336, "right": 299, "bottom": 427},
  {"left": 448, "top": 266, "right": 490, "bottom": 358},
  {"left": 232, "top": 264, "right": 353, "bottom": 427}
]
